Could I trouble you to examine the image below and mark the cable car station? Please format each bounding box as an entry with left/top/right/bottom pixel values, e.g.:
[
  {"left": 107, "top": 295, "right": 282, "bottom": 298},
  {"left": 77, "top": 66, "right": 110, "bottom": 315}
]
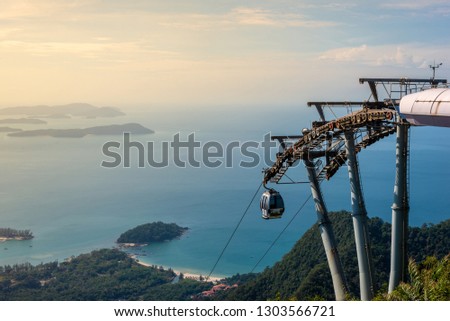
[{"left": 260, "top": 75, "right": 448, "bottom": 300}]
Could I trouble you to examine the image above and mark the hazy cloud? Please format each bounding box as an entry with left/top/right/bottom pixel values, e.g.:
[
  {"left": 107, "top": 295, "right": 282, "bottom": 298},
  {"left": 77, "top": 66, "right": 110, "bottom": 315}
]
[
  {"left": 155, "top": 7, "right": 338, "bottom": 30},
  {"left": 0, "top": 28, "right": 23, "bottom": 39},
  {"left": 379, "top": 0, "right": 450, "bottom": 16},
  {"left": 0, "top": 0, "right": 448, "bottom": 106},
  {"left": 380, "top": 0, "right": 450, "bottom": 10},
  {"left": 228, "top": 7, "right": 338, "bottom": 28},
  {"left": 0, "top": 39, "right": 179, "bottom": 62},
  {"left": 319, "top": 44, "right": 449, "bottom": 68},
  {"left": 0, "top": 0, "right": 93, "bottom": 19},
  {"left": 319, "top": 45, "right": 369, "bottom": 62}
]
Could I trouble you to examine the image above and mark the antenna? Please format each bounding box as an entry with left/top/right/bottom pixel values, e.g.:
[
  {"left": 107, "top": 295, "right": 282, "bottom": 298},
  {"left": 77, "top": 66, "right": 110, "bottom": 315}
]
[{"left": 429, "top": 61, "right": 443, "bottom": 80}]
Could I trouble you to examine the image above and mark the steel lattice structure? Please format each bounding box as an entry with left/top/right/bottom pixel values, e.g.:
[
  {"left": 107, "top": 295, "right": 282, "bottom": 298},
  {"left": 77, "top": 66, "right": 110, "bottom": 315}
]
[{"left": 261, "top": 77, "right": 447, "bottom": 300}]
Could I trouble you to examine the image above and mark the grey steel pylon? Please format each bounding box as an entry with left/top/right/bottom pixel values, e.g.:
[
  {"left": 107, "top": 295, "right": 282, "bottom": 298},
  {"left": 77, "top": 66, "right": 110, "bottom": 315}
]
[
  {"left": 389, "top": 122, "right": 410, "bottom": 292},
  {"left": 304, "top": 159, "right": 348, "bottom": 300},
  {"left": 344, "top": 131, "right": 375, "bottom": 300}
]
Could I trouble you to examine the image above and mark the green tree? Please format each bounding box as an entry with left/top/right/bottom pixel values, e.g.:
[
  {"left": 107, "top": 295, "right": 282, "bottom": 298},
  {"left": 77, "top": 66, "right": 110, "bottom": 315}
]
[
  {"left": 223, "top": 214, "right": 450, "bottom": 301},
  {"left": 386, "top": 255, "right": 450, "bottom": 301},
  {"left": 117, "top": 222, "right": 188, "bottom": 244}
]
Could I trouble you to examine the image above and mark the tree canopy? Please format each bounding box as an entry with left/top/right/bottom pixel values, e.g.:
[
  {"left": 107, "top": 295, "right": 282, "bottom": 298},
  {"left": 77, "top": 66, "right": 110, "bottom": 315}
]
[
  {"left": 0, "top": 228, "right": 33, "bottom": 240},
  {"left": 117, "top": 222, "right": 188, "bottom": 244},
  {"left": 220, "top": 212, "right": 450, "bottom": 301},
  {"left": 383, "top": 255, "right": 450, "bottom": 301},
  {"left": 0, "top": 249, "right": 210, "bottom": 300},
  {"left": 1, "top": 214, "right": 448, "bottom": 301}
]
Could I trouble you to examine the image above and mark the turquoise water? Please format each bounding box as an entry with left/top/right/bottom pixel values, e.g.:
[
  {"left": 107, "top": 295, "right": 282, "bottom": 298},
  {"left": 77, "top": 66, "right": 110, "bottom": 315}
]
[{"left": 0, "top": 107, "right": 449, "bottom": 277}]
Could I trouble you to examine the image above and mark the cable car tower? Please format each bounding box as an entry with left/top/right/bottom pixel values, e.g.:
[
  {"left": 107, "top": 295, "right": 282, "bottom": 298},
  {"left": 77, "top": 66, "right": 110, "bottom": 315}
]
[{"left": 261, "top": 76, "right": 447, "bottom": 300}]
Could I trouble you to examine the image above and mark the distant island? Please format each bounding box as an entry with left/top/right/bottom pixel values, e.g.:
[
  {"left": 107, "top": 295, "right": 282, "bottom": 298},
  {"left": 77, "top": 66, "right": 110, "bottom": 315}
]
[
  {"left": 0, "top": 103, "right": 125, "bottom": 119},
  {"left": 0, "top": 228, "right": 33, "bottom": 242},
  {"left": 8, "top": 123, "right": 154, "bottom": 138},
  {"left": 0, "top": 127, "right": 22, "bottom": 133},
  {"left": 0, "top": 118, "right": 47, "bottom": 124},
  {"left": 117, "top": 222, "right": 188, "bottom": 246}
]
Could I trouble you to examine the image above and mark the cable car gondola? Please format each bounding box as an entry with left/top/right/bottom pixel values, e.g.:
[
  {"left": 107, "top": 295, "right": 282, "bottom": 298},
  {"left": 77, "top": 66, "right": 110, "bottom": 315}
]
[{"left": 260, "top": 189, "right": 285, "bottom": 220}]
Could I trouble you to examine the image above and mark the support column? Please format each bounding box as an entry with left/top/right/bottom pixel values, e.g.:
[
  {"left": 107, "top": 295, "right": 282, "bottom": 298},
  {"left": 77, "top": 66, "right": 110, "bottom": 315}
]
[
  {"left": 344, "top": 131, "right": 374, "bottom": 300},
  {"left": 389, "top": 123, "right": 410, "bottom": 293},
  {"left": 304, "top": 159, "right": 348, "bottom": 301}
]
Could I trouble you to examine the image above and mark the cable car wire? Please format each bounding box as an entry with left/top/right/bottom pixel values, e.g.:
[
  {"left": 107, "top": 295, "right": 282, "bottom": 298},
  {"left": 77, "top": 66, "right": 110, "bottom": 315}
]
[
  {"left": 207, "top": 182, "right": 263, "bottom": 280},
  {"left": 250, "top": 192, "right": 312, "bottom": 273}
]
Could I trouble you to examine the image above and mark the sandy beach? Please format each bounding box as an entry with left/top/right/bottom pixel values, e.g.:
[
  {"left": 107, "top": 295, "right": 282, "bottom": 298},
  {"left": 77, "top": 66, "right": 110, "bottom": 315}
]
[
  {"left": 0, "top": 236, "right": 31, "bottom": 242},
  {"left": 134, "top": 259, "right": 223, "bottom": 282},
  {"left": 0, "top": 237, "right": 24, "bottom": 242}
]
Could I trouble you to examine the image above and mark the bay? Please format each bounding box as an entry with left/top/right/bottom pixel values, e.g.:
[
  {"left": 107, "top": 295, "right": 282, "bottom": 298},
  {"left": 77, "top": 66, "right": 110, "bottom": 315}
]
[{"left": 0, "top": 106, "right": 449, "bottom": 278}]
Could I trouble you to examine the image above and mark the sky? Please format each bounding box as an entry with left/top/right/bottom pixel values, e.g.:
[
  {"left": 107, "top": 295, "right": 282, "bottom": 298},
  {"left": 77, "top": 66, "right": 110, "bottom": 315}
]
[{"left": 0, "top": 0, "right": 450, "bottom": 108}]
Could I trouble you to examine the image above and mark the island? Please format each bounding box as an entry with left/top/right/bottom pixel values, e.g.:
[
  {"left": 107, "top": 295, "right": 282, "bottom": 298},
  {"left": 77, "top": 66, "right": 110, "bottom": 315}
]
[
  {"left": 0, "top": 127, "right": 22, "bottom": 133},
  {"left": 0, "top": 228, "right": 33, "bottom": 242},
  {"left": 7, "top": 123, "right": 154, "bottom": 138},
  {"left": 0, "top": 103, "right": 125, "bottom": 119},
  {"left": 0, "top": 118, "right": 47, "bottom": 124},
  {"left": 117, "top": 222, "right": 188, "bottom": 246}
]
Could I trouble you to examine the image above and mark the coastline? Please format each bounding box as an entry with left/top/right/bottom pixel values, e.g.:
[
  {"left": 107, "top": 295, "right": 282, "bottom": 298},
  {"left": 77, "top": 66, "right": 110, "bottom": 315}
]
[
  {"left": 133, "top": 257, "right": 223, "bottom": 282},
  {"left": 0, "top": 236, "right": 31, "bottom": 242}
]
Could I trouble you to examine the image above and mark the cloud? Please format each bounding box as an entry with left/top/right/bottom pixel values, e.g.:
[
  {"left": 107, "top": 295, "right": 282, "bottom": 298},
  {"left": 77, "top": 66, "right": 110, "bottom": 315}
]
[
  {"left": 228, "top": 7, "right": 337, "bottom": 28},
  {"left": 155, "top": 7, "right": 338, "bottom": 30},
  {"left": 318, "top": 44, "right": 450, "bottom": 68},
  {"left": 229, "top": 7, "right": 278, "bottom": 26},
  {"left": 0, "top": 39, "right": 179, "bottom": 63},
  {"left": 0, "top": 0, "right": 93, "bottom": 19},
  {"left": 379, "top": 0, "right": 450, "bottom": 16},
  {"left": 380, "top": 0, "right": 450, "bottom": 10},
  {"left": 376, "top": 47, "right": 426, "bottom": 68},
  {"left": 0, "top": 28, "right": 23, "bottom": 39},
  {"left": 319, "top": 45, "right": 368, "bottom": 62}
]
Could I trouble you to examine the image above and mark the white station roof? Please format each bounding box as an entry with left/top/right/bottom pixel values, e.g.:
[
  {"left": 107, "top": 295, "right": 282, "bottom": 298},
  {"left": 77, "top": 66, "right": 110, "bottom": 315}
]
[{"left": 399, "top": 88, "right": 450, "bottom": 127}]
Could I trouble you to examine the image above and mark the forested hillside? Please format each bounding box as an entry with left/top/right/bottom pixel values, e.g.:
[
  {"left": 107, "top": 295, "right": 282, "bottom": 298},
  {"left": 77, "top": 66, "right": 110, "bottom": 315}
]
[
  {"left": 221, "top": 211, "right": 450, "bottom": 300},
  {"left": 0, "top": 213, "right": 448, "bottom": 301},
  {"left": 0, "top": 249, "right": 210, "bottom": 300}
]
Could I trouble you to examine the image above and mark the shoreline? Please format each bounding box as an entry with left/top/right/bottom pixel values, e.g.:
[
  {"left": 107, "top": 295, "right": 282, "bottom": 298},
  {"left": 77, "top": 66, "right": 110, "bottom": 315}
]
[
  {"left": 133, "top": 257, "right": 224, "bottom": 282},
  {"left": 0, "top": 236, "right": 32, "bottom": 242}
]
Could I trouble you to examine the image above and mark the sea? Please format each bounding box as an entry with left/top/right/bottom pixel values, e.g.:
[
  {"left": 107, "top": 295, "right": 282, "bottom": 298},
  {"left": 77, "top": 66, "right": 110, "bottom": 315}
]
[{"left": 1, "top": 105, "right": 449, "bottom": 278}]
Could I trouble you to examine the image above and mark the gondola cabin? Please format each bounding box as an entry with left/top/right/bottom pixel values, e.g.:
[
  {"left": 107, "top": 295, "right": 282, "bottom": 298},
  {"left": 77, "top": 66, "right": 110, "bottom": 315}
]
[{"left": 260, "top": 189, "right": 285, "bottom": 219}]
